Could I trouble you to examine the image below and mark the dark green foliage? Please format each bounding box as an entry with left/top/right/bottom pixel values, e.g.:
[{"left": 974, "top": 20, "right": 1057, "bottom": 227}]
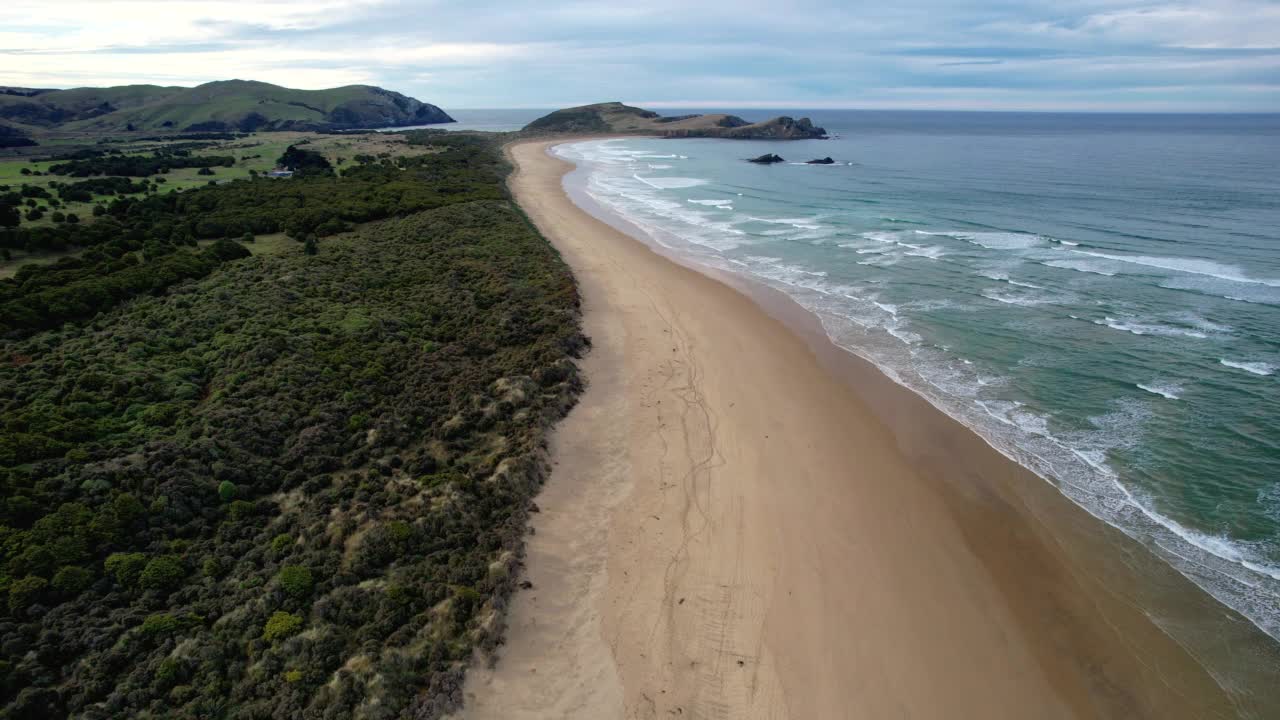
[
  {"left": 277, "top": 565, "right": 313, "bottom": 598},
  {"left": 216, "top": 480, "right": 237, "bottom": 503},
  {"left": 104, "top": 552, "right": 147, "bottom": 587},
  {"left": 47, "top": 149, "right": 235, "bottom": 177},
  {"left": 1, "top": 135, "right": 508, "bottom": 340},
  {"left": 0, "top": 134, "right": 585, "bottom": 718},
  {"left": 0, "top": 241, "right": 246, "bottom": 335},
  {"left": 58, "top": 177, "right": 150, "bottom": 197},
  {"left": 7, "top": 576, "right": 45, "bottom": 614},
  {"left": 138, "top": 555, "right": 185, "bottom": 591},
  {"left": 51, "top": 566, "right": 92, "bottom": 594},
  {"left": 278, "top": 145, "right": 333, "bottom": 175}
]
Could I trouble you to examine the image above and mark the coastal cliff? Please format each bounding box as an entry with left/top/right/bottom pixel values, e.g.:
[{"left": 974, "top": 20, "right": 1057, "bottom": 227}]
[{"left": 523, "top": 102, "right": 827, "bottom": 139}]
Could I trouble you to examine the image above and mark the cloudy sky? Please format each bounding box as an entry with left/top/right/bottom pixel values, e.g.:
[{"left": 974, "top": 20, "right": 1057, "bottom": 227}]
[{"left": 1, "top": 0, "right": 1277, "bottom": 111}]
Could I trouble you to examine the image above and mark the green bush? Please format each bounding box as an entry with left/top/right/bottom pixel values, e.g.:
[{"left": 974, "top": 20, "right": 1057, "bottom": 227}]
[
  {"left": 227, "top": 500, "right": 256, "bottom": 520},
  {"left": 217, "top": 480, "right": 237, "bottom": 503},
  {"left": 277, "top": 566, "right": 313, "bottom": 599},
  {"left": 270, "top": 534, "right": 292, "bottom": 554},
  {"left": 7, "top": 576, "right": 47, "bottom": 614},
  {"left": 104, "top": 552, "right": 148, "bottom": 587},
  {"left": 51, "top": 566, "right": 93, "bottom": 595},
  {"left": 262, "top": 611, "right": 303, "bottom": 642},
  {"left": 140, "top": 613, "right": 179, "bottom": 635},
  {"left": 138, "top": 555, "right": 185, "bottom": 591},
  {"left": 202, "top": 556, "right": 225, "bottom": 578}
]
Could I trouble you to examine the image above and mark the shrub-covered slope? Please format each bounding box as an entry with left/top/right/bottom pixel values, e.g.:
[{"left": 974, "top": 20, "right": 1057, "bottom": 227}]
[{"left": 0, "top": 138, "right": 585, "bottom": 718}]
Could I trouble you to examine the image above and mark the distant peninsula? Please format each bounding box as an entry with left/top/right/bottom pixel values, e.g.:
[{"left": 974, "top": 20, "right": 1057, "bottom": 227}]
[
  {"left": 0, "top": 79, "right": 454, "bottom": 133},
  {"left": 523, "top": 102, "right": 827, "bottom": 140}
]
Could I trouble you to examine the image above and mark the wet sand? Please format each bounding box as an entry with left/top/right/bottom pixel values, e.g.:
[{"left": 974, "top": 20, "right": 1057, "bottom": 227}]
[{"left": 457, "top": 140, "right": 1248, "bottom": 719}]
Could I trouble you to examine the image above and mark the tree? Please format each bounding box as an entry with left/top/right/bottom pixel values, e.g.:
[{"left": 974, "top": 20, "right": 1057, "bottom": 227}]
[
  {"left": 8, "top": 576, "right": 47, "bottom": 614},
  {"left": 197, "top": 167, "right": 215, "bottom": 176},
  {"left": 277, "top": 566, "right": 313, "bottom": 598},
  {"left": 303, "top": 235, "right": 318, "bottom": 256},
  {"left": 139, "top": 555, "right": 186, "bottom": 591},
  {"left": 52, "top": 566, "right": 93, "bottom": 594},
  {"left": 105, "top": 552, "right": 148, "bottom": 587}
]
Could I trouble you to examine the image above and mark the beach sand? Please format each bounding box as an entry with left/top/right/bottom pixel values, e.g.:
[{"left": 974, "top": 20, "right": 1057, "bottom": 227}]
[{"left": 456, "top": 140, "right": 1242, "bottom": 719}]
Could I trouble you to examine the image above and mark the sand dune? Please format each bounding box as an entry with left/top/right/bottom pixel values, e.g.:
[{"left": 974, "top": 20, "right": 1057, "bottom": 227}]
[{"left": 455, "top": 140, "right": 1238, "bottom": 720}]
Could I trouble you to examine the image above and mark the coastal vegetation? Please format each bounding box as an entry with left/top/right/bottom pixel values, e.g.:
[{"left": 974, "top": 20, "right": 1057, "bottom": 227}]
[{"left": 0, "top": 131, "right": 586, "bottom": 718}]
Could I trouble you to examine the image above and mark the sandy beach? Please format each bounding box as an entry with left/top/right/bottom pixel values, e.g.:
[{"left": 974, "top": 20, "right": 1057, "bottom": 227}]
[{"left": 456, "top": 140, "right": 1245, "bottom": 720}]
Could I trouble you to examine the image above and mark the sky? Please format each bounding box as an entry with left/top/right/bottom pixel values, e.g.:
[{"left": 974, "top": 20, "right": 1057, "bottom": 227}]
[{"left": 1, "top": 0, "right": 1278, "bottom": 112}]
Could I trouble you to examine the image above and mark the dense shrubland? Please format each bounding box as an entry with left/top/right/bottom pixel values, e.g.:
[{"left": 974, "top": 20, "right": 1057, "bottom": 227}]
[
  {"left": 46, "top": 149, "right": 236, "bottom": 178},
  {"left": 1, "top": 136, "right": 507, "bottom": 336},
  {"left": 0, "top": 134, "right": 586, "bottom": 718}
]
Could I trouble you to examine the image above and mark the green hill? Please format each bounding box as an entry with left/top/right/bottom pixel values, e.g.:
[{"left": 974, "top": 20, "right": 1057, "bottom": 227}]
[
  {"left": 523, "top": 101, "right": 827, "bottom": 139},
  {"left": 0, "top": 80, "right": 453, "bottom": 133}
]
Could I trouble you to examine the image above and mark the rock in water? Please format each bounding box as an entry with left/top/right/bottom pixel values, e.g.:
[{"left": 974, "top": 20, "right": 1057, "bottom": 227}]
[
  {"left": 805, "top": 157, "right": 835, "bottom": 164},
  {"left": 747, "top": 154, "right": 785, "bottom": 164}
]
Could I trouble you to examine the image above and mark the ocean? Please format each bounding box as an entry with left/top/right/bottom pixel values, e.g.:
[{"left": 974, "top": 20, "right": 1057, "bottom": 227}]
[
  {"left": 431, "top": 108, "right": 1280, "bottom": 662},
  {"left": 540, "top": 111, "right": 1280, "bottom": 649}
]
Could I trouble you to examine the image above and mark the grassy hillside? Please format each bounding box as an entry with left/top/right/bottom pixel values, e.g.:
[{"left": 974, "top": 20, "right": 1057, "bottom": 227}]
[
  {"left": 523, "top": 101, "right": 828, "bottom": 139},
  {"left": 0, "top": 80, "right": 454, "bottom": 133}
]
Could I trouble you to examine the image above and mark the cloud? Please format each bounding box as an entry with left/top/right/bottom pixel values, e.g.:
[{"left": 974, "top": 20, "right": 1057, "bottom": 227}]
[{"left": 0, "top": 0, "right": 1276, "bottom": 111}]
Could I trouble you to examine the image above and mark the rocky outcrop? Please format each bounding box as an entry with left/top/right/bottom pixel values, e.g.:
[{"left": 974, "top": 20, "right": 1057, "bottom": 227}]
[
  {"left": 663, "top": 116, "right": 827, "bottom": 140},
  {"left": 805, "top": 157, "right": 835, "bottom": 164},
  {"left": 747, "top": 154, "right": 786, "bottom": 164},
  {"left": 523, "top": 102, "right": 827, "bottom": 140}
]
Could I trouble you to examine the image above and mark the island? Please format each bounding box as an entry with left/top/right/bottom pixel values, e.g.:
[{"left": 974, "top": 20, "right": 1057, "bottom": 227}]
[{"left": 522, "top": 101, "right": 828, "bottom": 139}]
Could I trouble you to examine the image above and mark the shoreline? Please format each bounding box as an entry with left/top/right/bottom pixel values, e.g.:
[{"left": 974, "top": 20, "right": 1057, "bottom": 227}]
[{"left": 459, "top": 139, "right": 1261, "bottom": 719}]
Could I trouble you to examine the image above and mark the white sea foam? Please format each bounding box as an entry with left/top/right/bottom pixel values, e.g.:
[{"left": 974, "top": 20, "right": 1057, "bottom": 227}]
[
  {"left": 979, "top": 271, "right": 1043, "bottom": 289},
  {"left": 632, "top": 174, "right": 710, "bottom": 190},
  {"left": 918, "top": 230, "right": 1044, "bottom": 250},
  {"left": 982, "top": 290, "right": 1058, "bottom": 306},
  {"left": 687, "top": 199, "right": 733, "bottom": 208},
  {"left": 1041, "top": 259, "right": 1118, "bottom": 276},
  {"left": 746, "top": 216, "right": 825, "bottom": 230},
  {"left": 647, "top": 163, "right": 673, "bottom": 169},
  {"left": 1220, "top": 359, "right": 1276, "bottom": 376},
  {"left": 1097, "top": 317, "right": 1207, "bottom": 339},
  {"left": 1137, "top": 382, "right": 1183, "bottom": 400},
  {"left": 902, "top": 244, "right": 946, "bottom": 260},
  {"left": 1071, "top": 250, "right": 1280, "bottom": 287}
]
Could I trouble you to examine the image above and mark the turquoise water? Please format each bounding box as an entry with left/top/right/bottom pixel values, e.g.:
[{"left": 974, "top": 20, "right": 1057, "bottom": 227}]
[{"left": 553, "top": 111, "right": 1280, "bottom": 645}]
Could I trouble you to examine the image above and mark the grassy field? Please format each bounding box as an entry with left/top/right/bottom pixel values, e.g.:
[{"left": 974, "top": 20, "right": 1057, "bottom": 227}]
[{"left": 0, "top": 130, "right": 443, "bottom": 232}]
